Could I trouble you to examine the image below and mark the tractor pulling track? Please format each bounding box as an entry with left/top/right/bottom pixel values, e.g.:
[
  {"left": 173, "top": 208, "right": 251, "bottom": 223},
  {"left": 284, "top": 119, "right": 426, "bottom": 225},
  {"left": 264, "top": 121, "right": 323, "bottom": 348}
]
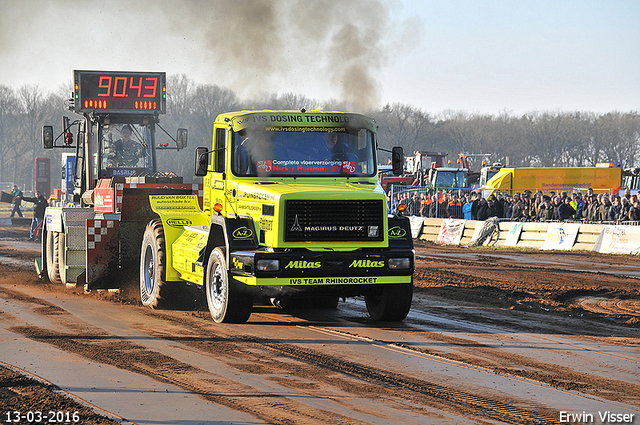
[{"left": 0, "top": 228, "right": 639, "bottom": 424}]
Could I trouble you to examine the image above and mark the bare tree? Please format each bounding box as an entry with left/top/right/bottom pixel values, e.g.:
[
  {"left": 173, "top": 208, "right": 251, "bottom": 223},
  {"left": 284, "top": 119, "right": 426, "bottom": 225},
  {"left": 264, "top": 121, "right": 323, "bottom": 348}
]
[
  {"left": 593, "top": 112, "right": 640, "bottom": 168},
  {"left": 0, "top": 85, "right": 20, "bottom": 186},
  {"left": 260, "top": 92, "right": 322, "bottom": 111},
  {"left": 374, "top": 103, "right": 435, "bottom": 153}
]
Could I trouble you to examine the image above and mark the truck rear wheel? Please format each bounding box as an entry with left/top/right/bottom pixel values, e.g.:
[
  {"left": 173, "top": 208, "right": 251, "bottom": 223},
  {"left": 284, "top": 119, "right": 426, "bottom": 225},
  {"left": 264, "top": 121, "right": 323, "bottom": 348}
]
[
  {"left": 365, "top": 283, "right": 413, "bottom": 321},
  {"left": 140, "top": 219, "right": 168, "bottom": 308},
  {"left": 206, "top": 247, "right": 253, "bottom": 323},
  {"left": 45, "top": 230, "right": 62, "bottom": 285}
]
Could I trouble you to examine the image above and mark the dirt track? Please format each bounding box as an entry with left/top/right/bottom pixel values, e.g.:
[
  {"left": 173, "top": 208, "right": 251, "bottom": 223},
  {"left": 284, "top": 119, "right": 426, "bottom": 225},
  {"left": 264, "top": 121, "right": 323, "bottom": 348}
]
[
  {"left": 0, "top": 225, "right": 638, "bottom": 424},
  {"left": 413, "top": 240, "right": 640, "bottom": 326}
]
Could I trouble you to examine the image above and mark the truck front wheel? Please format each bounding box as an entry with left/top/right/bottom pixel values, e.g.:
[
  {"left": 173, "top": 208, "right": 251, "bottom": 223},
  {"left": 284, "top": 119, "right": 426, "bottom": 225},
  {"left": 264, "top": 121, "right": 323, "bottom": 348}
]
[
  {"left": 365, "top": 283, "right": 413, "bottom": 321},
  {"left": 140, "top": 220, "right": 168, "bottom": 308},
  {"left": 206, "top": 247, "right": 253, "bottom": 323}
]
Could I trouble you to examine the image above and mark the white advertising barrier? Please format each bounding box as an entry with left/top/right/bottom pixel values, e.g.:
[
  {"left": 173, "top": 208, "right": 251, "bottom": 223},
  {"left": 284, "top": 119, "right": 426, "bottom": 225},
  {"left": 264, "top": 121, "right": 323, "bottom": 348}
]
[
  {"left": 469, "top": 220, "right": 485, "bottom": 244},
  {"left": 505, "top": 222, "right": 524, "bottom": 247},
  {"left": 593, "top": 225, "right": 640, "bottom": 255},
  {"left": 540, "top": 223, "right": 581, "bottom": 251},
  {"left": 436, "top": 219, "right": 465, "bottom": 245},
  {"left": 409, "top": 216, "right": 425, "bottom": 239}
]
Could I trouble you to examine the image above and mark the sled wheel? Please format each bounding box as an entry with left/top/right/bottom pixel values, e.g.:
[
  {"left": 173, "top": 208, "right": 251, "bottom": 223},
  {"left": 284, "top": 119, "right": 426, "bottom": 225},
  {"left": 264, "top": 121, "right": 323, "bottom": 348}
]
[
  {"left": 140, "top": 219, "right": 168, "bottom": 308},
  {"left": 45, "top": 230, "right": 62, "bottom": 284}
]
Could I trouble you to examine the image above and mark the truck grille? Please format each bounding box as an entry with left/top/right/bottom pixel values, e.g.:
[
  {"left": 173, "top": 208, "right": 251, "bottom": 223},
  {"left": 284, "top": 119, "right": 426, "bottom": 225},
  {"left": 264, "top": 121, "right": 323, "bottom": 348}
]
[{"left": 284, "top": 200, "right": 384, "bottom": 242}]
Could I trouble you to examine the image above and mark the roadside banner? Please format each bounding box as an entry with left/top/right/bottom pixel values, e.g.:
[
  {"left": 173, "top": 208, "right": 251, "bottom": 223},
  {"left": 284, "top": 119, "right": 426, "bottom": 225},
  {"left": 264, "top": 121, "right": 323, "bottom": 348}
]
[
  {"left": 540, "top": 223, "right": 580, "bottom": 251},
  {"left": 469, "top": 220, "right": 485, "bottom": 244},
  {"left": 593, "top": 225, "right": 640, "bottom": 255},
  {"left": 505, "top": 222, "right": 523, "bottom": 247},
  {"left": 409, "top": 216, "right": 424, "bottom": 239},
  {"left": 436, "top": 219, "right": 465, "bottom": 245}
]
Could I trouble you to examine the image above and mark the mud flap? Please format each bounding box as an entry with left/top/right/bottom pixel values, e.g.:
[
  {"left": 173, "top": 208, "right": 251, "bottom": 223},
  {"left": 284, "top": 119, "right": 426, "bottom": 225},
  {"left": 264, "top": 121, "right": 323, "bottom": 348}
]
[{"left": 388, "top": 216, "right": 414, "bottom": 249}]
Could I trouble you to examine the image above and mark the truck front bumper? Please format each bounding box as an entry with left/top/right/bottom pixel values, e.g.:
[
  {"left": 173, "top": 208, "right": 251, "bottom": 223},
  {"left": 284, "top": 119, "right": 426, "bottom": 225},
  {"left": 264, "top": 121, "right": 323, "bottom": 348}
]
[{"left": 229, "top": 249, "right": 415, "bottom": 287}]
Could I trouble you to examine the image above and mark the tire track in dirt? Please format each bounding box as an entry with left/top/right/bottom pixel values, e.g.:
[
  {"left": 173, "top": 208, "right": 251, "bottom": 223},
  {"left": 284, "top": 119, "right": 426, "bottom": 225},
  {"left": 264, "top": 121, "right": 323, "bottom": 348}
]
[
  {"left": 137, "top": 310, "right": 558, "bottom": 425},
  {"left": 0, "top": 364, "right": 124, "bottom": 425},
  {"left": 2, "top": 286, "right": 559, "bottom": 425},
  {"left": 386, "top": 328, "right": 640, "bottom": 405},
  {"left": 8, "top": 324, "right": 365, "bottom": 425},
  {"left": 573, "top": 297, "right": 640, "bottom": 318}
]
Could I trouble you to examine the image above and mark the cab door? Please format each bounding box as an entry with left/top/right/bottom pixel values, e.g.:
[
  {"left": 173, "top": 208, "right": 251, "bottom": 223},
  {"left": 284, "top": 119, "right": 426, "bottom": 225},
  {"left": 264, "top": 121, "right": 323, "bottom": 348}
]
[{"left": 204, "top": 126, "right": 228, "bottom": 216}]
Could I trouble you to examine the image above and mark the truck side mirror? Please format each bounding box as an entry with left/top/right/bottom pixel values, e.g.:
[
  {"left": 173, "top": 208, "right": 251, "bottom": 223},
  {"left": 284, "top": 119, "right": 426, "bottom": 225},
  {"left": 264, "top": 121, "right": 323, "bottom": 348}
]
[
  {"left": 392, "top": 146, "right": 404, "bottom": 176},
  {"left": 176, "top": 128, "right": 188, "bottom": 149},
  {"left": 43, "top": 126, "right": 54, "bottom": 149},
  {"left": 195, "top": 147, "right": 209, "bottom": 176}
]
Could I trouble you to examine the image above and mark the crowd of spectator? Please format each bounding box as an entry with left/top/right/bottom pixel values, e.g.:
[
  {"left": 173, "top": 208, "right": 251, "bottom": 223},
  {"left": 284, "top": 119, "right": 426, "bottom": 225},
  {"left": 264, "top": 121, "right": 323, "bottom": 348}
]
[{"left": 389, "top": 187, "right": 640, "bottom": 224}]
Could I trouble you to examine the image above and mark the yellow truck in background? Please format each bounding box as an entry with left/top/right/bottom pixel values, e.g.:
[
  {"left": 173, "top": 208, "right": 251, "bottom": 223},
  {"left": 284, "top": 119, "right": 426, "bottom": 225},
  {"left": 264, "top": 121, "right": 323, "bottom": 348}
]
[{"left": 483, "top": 164, "right": 622, "bottom": 197}]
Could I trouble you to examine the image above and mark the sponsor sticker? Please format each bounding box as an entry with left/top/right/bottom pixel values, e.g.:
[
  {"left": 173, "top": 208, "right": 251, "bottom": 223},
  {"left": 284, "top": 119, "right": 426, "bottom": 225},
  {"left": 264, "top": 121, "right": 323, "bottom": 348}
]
[
  {"left": 388, "top": 226, "right": 406, "bottom": 239},
  {"left": 233, "top": 226, "right": 254, "bottom": 239},
  {"left": 166, "top": 218, "right": 194, "bottom": 228}
]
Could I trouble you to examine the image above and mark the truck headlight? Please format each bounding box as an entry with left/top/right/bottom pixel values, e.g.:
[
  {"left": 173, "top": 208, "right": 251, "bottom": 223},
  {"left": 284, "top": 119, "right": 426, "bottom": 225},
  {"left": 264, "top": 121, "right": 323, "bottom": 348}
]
[
  {"left": 256, "top": 259, "right": 280, "bottom": 272},
  {"left": 388, "top": 257, "right": 411, "bottom": 270}
]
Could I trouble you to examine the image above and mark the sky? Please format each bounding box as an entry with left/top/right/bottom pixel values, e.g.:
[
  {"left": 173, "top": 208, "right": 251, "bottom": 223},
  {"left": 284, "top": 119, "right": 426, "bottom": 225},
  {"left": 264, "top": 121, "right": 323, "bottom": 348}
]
[{"left": 0, "top": 0, "right": 638, "bottom": 115}]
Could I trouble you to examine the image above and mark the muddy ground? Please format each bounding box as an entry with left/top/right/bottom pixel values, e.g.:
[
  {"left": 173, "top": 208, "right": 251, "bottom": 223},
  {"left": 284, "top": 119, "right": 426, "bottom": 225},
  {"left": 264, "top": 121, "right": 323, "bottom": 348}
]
[
  {"left": 0, "top": 224, "right": 638, "bottom": 423},
  {"left": 413, "top": 240, "right": 640, "bottom": 328}
]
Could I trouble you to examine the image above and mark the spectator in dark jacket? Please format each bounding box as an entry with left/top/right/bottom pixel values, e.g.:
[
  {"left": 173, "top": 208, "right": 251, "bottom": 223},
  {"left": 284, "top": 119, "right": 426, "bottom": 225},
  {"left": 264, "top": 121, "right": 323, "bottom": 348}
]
[
  {"left": 629, "top": 199, "right": 640, "bottom": 222},
  {"left": 536, "top": 196, "right": 554, "bottom": 221},
  {"left": 477, "top": 197, "right": 500, "bottom": 220},
  {"left": 607, "top": 196, "right": 622, "bottom": 222},
  {"left": 408, "top": 192, "right": 421, "bottom": 216},
  {"left": 509, "top": 194, "right": 522, "bottom": 220},
  {"left": 586, "top": 195, "right": 600, "bottom": 222},
  {"left": 21, "top": 192, "right": 48, "bottom": 241},
  {"left": 475, "top": 198, "right": 488, "bottom": 220},
  {"left": 9, "top": 185, "right": 23, "bottom": 217},
  {"left": 598, "top": 195, "right": 612, "bottom": 222},
  {"left": 488, "top": 195, "right": 503, "bottom": 218},
  {"left": 471, "top": 192, "right": 482, "bottom": 220},
  {"left": 558, "top": 197, "right": 576, "bottom": 220},
  {"left": 574, "top": 193, "right": 585, "bottom": 219},
  {"left": 619, "top": 197, "right": 631, "bottom": 223},
  {"left": 551, "top": 196, "right": 563, "bottom": 221}
]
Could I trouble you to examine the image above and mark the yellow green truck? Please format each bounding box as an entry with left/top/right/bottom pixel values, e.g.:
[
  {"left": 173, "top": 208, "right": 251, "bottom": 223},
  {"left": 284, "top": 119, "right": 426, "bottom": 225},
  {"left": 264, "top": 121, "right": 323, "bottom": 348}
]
[{"left": 141, "top": 110, "right": 414, "bottom": 323}]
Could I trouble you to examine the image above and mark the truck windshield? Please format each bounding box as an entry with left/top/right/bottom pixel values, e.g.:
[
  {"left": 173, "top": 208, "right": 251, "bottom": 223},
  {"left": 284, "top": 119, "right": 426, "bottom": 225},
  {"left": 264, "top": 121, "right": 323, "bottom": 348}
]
[
  {"left": 100, "top": 123, "right": 153, "bottom": 177},
  {"left": 232, "top": 128, "right": 376, "bottom": 177},
  {"left": 437, "top": 170, "right": 468, "bottom": 188},
  {"left": 479, "top": 169, "right": 499, "bottom": 187}
]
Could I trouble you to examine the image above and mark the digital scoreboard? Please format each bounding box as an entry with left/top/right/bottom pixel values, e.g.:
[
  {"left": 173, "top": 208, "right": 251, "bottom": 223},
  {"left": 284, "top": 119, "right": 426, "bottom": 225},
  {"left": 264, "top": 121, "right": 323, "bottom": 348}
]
[{"left": 74, "top": 70, "right": 166, "bottom": 114}]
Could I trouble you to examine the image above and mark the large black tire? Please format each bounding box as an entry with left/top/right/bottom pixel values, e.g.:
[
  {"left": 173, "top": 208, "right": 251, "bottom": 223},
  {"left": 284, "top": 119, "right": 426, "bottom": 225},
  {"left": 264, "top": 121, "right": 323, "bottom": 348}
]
[
  {"left": 140, "top": 219, "right": 168, "bottom": 308},
  {"left": 205, "top": 247, "right": 253, "bottom": 323},
  {"left": 364, "top": 283, "right": 413, "bottom": 321},
  {"left": 45, "top": 230, "right": 62, "bottom": 284}
]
